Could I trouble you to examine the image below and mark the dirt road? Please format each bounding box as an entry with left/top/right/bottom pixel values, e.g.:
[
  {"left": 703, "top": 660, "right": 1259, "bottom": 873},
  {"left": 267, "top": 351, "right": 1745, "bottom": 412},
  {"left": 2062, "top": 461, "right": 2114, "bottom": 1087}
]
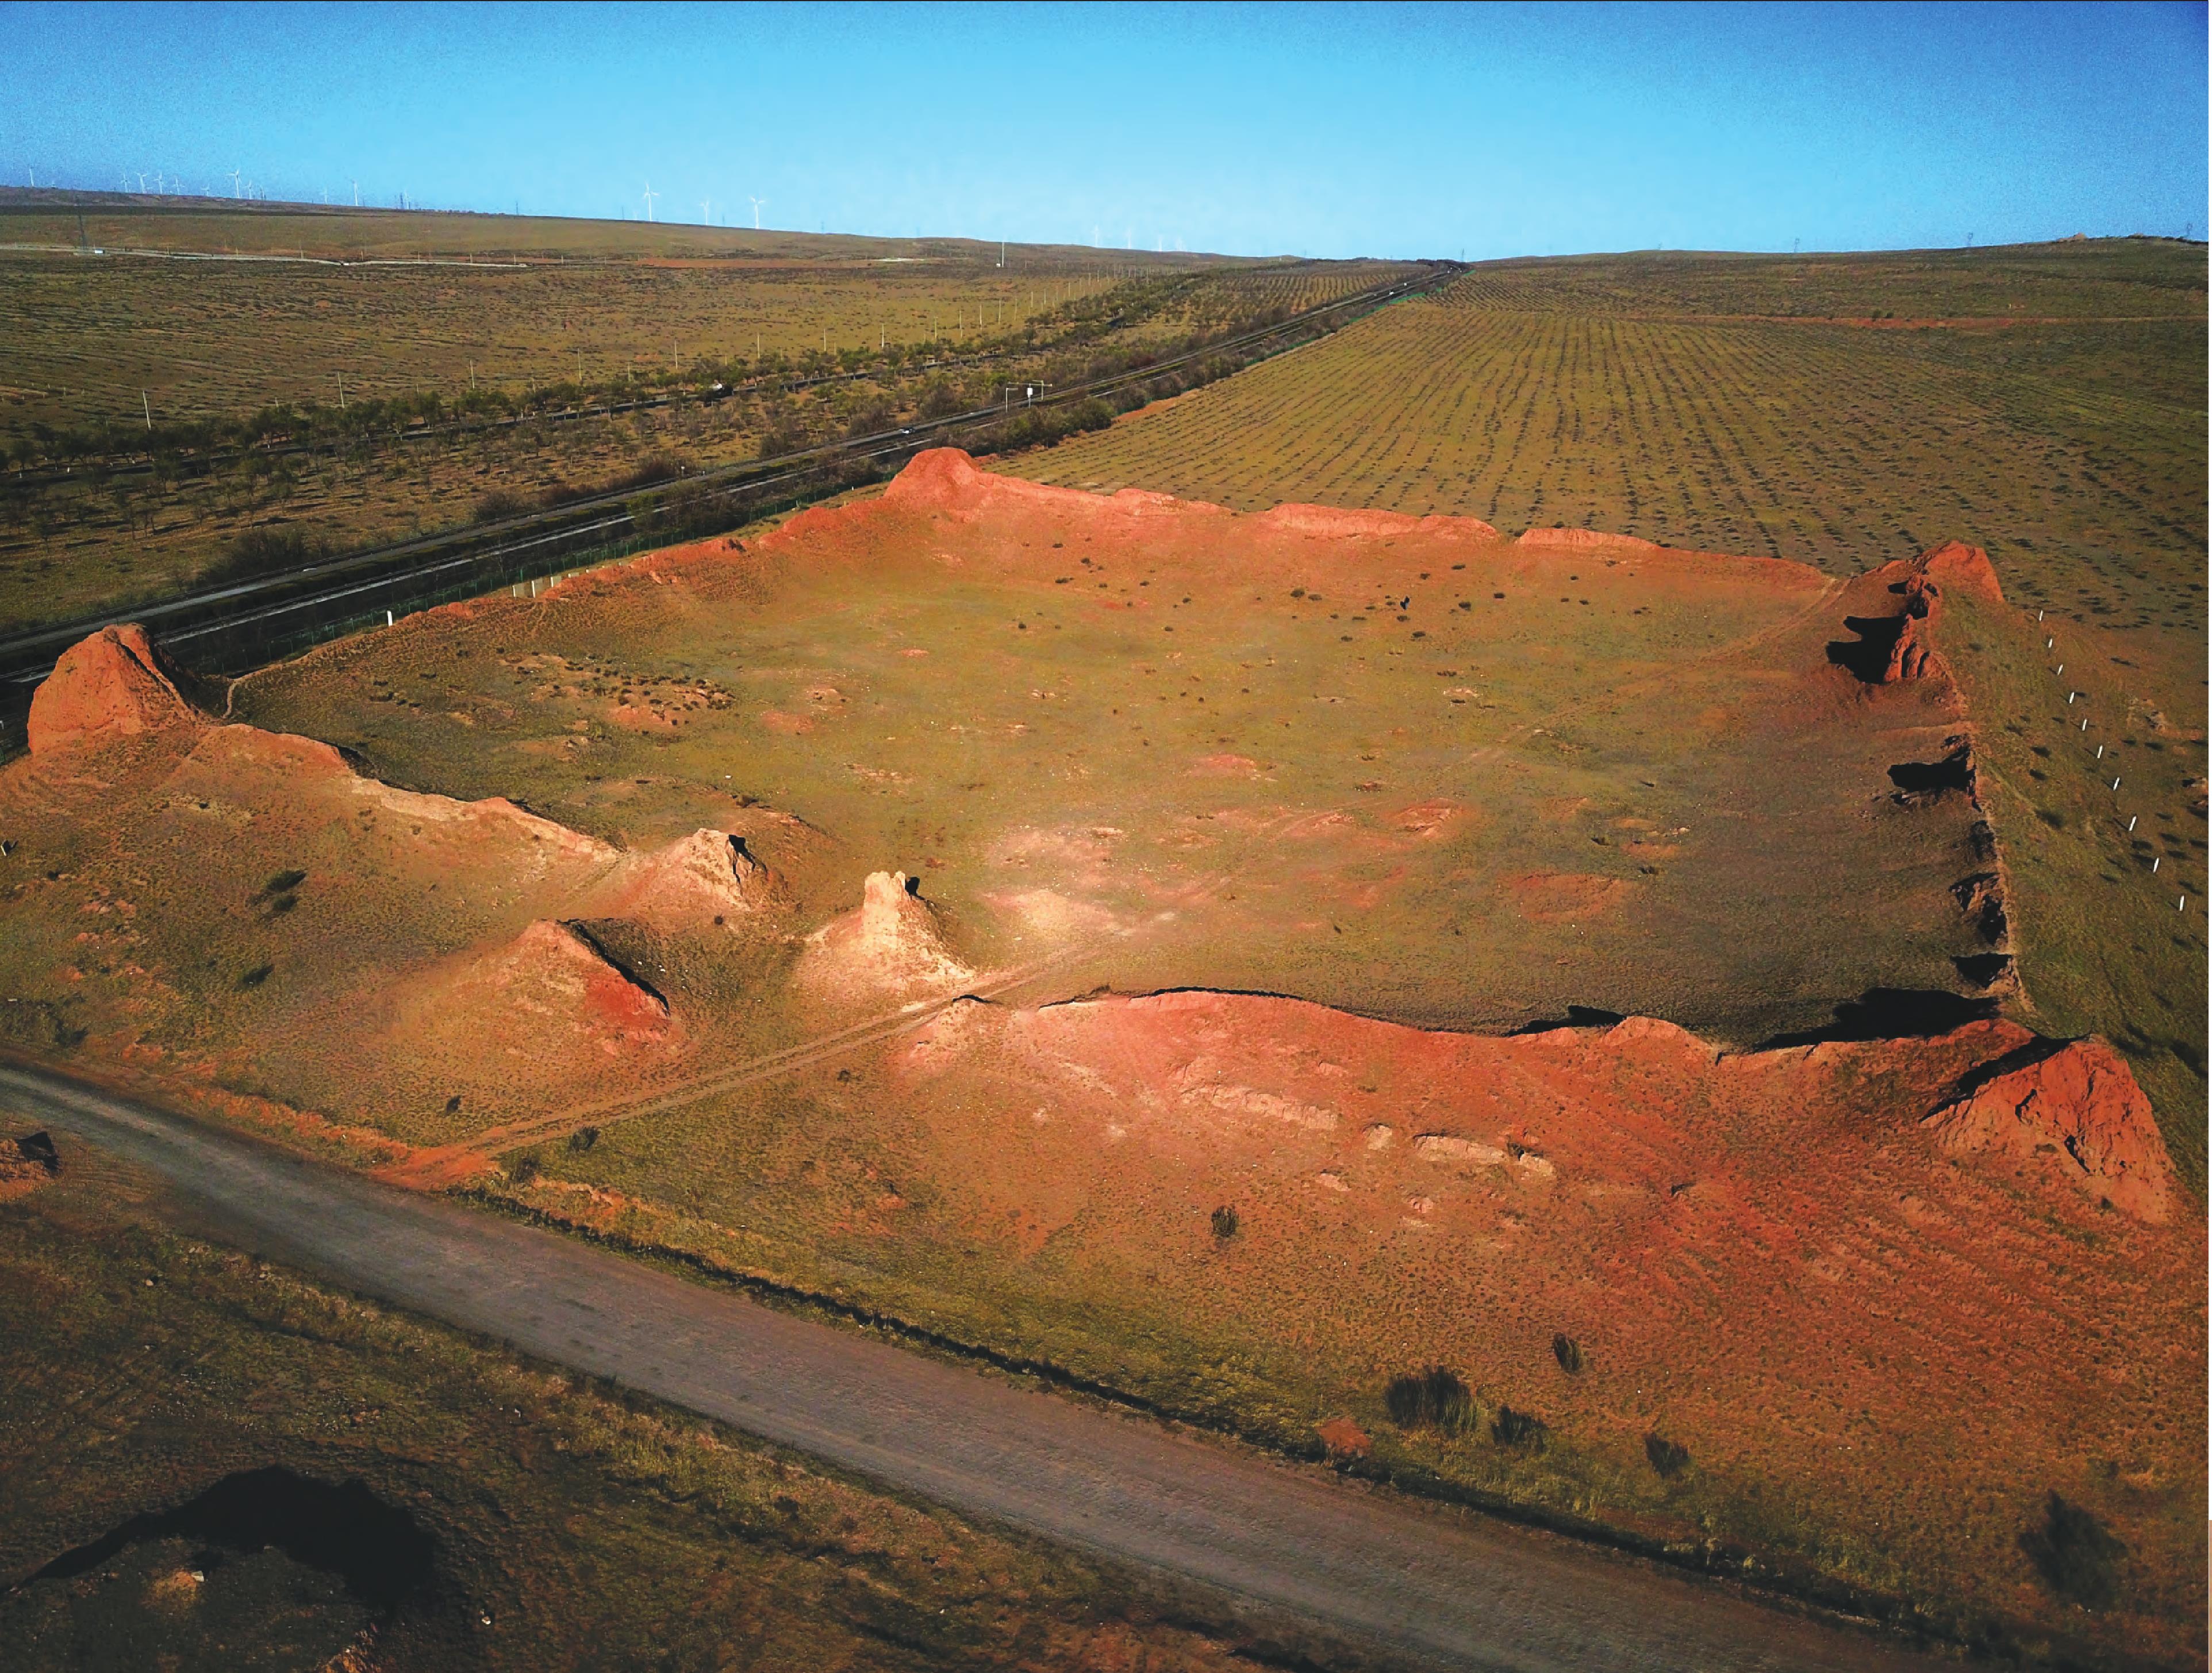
[{"left": 3, "top": 1062, "right": 1940, "bottom": 1672}]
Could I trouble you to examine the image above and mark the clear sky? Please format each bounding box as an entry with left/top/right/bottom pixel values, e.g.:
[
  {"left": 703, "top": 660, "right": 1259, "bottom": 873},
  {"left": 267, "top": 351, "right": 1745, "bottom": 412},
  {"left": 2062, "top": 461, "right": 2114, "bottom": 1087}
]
[{"left": 2, "top": 1, "right": 2202, "bottom": 258}]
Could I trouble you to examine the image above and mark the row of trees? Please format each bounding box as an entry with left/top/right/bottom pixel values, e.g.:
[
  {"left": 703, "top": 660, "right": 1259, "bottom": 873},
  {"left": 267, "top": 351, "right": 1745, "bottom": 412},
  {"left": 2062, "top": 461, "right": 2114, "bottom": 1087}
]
[{"left": 0, "top": 270, "right": 1316, "bottom": 476}]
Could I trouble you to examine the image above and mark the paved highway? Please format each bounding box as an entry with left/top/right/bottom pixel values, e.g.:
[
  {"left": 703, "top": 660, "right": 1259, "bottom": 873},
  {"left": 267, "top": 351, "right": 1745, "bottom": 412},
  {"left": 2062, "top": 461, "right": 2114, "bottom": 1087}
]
[{"left": 2, "top": 1063, "right": 1940, "bottom": 1672}]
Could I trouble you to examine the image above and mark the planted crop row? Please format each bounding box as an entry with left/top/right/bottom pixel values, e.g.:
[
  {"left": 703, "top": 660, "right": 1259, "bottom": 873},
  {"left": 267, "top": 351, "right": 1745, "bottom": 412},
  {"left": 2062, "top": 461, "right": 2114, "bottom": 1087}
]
[{"left": 1013, "top": 286, "right": 2205, "bottom": 634}]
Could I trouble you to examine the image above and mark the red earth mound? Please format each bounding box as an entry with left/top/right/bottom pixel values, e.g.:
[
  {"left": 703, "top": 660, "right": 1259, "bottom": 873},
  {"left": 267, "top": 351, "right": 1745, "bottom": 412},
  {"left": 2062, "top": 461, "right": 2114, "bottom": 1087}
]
[
  {"left": 27, "top": 625, "right": 203, "bottom": 753},
  {"left": 405, "top": 919, "right": 671, "bottom": 1054},
  {"left": 1250, "top": 502, "right": 1504, "bottom": 543},
  {"left": 1840, "top": 540, "right": 2008, "bottom": 687},
  {"left": 1925, "top": 1037, "right": 2175, "bottom": 1222},
  {"left": 592, "top": 830, "right": 778, "bottom": 932},
  {"left": 802, "top": 870, "right": 971, "bottom": 1000}
]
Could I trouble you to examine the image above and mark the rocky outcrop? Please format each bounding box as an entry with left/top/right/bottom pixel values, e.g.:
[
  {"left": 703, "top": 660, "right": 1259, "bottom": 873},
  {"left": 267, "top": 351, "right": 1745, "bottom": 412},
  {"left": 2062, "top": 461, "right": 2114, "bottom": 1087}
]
[
  {"left": 1856, "top": 541, "right": 2006, "bottom": 687},
  {"left": 27, "top": 626, "right": 204, "bottom": 753},
  {"left": 802, "top": 870, "right": 972, "bottom": 998},
  {"left": 596, "top": 830, "right": 776, "bottom": 931},
  {"left": 1923, "top": 1038, "right": 2173, "bottom": 1223}
]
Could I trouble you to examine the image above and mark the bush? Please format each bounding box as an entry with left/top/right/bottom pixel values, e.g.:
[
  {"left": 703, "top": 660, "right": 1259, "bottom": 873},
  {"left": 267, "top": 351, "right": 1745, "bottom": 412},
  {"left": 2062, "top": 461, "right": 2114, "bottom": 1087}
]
[
  {"left": 2020, "top": 1492, "right": 2125, "bottom": 1607},
  {"left": 1492, "top": 1406, "right": 1548, "bottom": 1449},
  {"left": 510, "top": 1152, "right": 541, "bottom": 1186},
  {"left": 1645, "top": 1433, "right": 1690, "bottom": 1478},
  {"left": 1210, "top": 1204, "right": 1238, "bottom": 1238},
  {"left": 201, "top": 524, "right": 328, "bottom": 587},
  {"left": 1552, "top": 1333, "right": 1585, "bottom": 1375},
  {"left": 1385, "top": 1367, "right": 1478, "bottom": 1434},
  {"left": 237, "top": 963, "right": 273, "bottom": 989},
  {"left": 568, "top": 1126, "right": 600, "bottom": 1154},
  {"left": 474, "top": 488, "right": 529, "bottom": 523},
  {"left": 917, "top": 380, "right": 964, "bottom": 420}
]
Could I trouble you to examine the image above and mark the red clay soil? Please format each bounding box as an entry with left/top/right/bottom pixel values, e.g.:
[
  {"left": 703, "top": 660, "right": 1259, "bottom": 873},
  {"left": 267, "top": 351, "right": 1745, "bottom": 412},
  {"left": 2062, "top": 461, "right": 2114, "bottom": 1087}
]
[
  {"left": 1925, "top": 1036, "right": 2174, "bottom": 1222},
  {"left": 886, "top": 987, "right": 2200, "bottom": 1653},
  {"left": 26, "top": 624, "right": 203, "bottom": 753}
]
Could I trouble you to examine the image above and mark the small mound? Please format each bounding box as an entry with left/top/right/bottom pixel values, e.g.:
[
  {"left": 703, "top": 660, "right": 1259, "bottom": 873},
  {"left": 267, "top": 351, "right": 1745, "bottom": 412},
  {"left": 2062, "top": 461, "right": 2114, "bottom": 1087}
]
[
  {"left": 1508, "top": 871, "right": 1633, "bottom": 923},
  {"left": 882, "top": 446, "right": 991, "bottom": 509},
  {"left": 1923, "top": 1038, "right": 2174, "bottom": 1222},
  {"left": 28, "top": 626, "right": 203, "bottom": 753},
  {"left": 0, "top": 1130, "right": 61, "bottom": 1203},
  {"left": 802, "top": 870, "right": 972, "bottom": 999},
  {"left": 1914, "top": 539, "right": 2007, "bottom": 608},
  {"left": 596, "top": 830, "right": 776, "bottom": 931},
  {"left": 406, "top": 920, "right": 671, "bottom": 1057},
  {"left": 1841, "top": 540, "right": 2004, "bottom": 687}
]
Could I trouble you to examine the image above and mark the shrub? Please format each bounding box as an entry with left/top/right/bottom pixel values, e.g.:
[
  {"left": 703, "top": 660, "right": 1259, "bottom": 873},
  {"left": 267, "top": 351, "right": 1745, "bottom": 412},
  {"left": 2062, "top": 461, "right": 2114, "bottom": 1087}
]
[
  {"left": 474, "top": 488, "right": 529, "bottom": 523},
  {"left": 260, "top": 869, "right": 307, "bottom": 897},
  {"left": 1385, "top": 1367, "right": 1478, "bottom": 1434},
  {"left": 1645, "top": 1433, "right": 1690, "bottom": 1478},
  {"left": 1552, "top": 1333, "right": 1585, "bottom": 1375},
  {"left": 569, "top": 1126, "right": 600, "bottom": 1154},
  {"left": 917, "top": 381, "right": 964, "bottom": 420},
  {"left": 2020, "top": 1492, "right": 2125, "bottom": 1607},
  {"left": 237, "top": 963, "right": 273, "bottom": 989},
  {"left": 201, "top": 524, "right": 328, "bottom": 587},
  {"left": 1492, "top": 1406, "right": 1547, "bottom": 1449},
  {"left": 510, "top": 1152, "right": 541, "bottom": 1186},
  {"left": 1210, "top": 1204, "right": 1239, "bottom": 1238}
]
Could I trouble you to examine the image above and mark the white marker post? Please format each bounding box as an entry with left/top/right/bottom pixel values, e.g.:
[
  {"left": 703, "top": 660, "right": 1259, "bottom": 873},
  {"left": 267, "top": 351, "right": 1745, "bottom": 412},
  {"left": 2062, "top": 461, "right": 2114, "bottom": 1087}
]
[
  {"left": 2128, "top": 816, "right": 2137, "bottom": 831},
  {"left": 2111, "top": 777, "right": 2122, "bottom": 792}
]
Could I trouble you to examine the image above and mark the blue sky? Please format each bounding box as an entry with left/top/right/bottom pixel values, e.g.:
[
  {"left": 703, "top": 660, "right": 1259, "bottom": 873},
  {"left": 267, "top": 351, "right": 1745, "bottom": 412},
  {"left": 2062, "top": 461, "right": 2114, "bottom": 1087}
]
[{"left": 2, "top": 1, "right": 2202, "bottom": 258}]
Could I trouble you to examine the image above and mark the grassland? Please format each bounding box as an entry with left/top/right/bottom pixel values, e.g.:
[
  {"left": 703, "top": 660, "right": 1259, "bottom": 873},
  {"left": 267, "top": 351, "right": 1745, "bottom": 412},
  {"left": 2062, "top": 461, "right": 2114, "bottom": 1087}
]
[
  {"left": 0, "top": 197, "right": 1416, "bottom": 633},
  {"left": 1012, "top": 240, "right": 2206, "bottom": 671},
  {"left": 4, "top": 228, "right": 2204, "bottom": 1670},
  {"left": 0, "top": 1132, "right": 1273, "bottom": 1672},
  {"left": 1001, "top": 241, "right": 2210, "bottom": 1166},
  {"left": 3, "top": 458, "right": 2199, "bottom": 1665}
]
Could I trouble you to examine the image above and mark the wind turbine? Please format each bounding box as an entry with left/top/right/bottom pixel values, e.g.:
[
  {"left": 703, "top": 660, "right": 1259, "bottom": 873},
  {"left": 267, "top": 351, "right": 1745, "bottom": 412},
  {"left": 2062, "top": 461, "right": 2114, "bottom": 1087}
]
[
  {"left": 748, "top": 195, "right": 766, "bottom": 229},
  {"left": 699, "top": 197, "right": 711, "bottom": 225},
  {"left": 641, "top": 181, "right": 659, "bottom": 222},
  {"left": 351, "top": 180, "right": 359, "bottom": 206},
  {"left": 228, "top": 167, "right": 242, "bottom": 198}
]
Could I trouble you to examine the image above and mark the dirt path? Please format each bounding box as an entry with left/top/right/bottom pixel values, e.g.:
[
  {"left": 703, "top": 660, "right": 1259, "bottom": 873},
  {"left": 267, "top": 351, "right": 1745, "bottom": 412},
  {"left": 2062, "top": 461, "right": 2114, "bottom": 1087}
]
[{"left": 3, "top": 1061, "right": 1941, "bottom": 1673}]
